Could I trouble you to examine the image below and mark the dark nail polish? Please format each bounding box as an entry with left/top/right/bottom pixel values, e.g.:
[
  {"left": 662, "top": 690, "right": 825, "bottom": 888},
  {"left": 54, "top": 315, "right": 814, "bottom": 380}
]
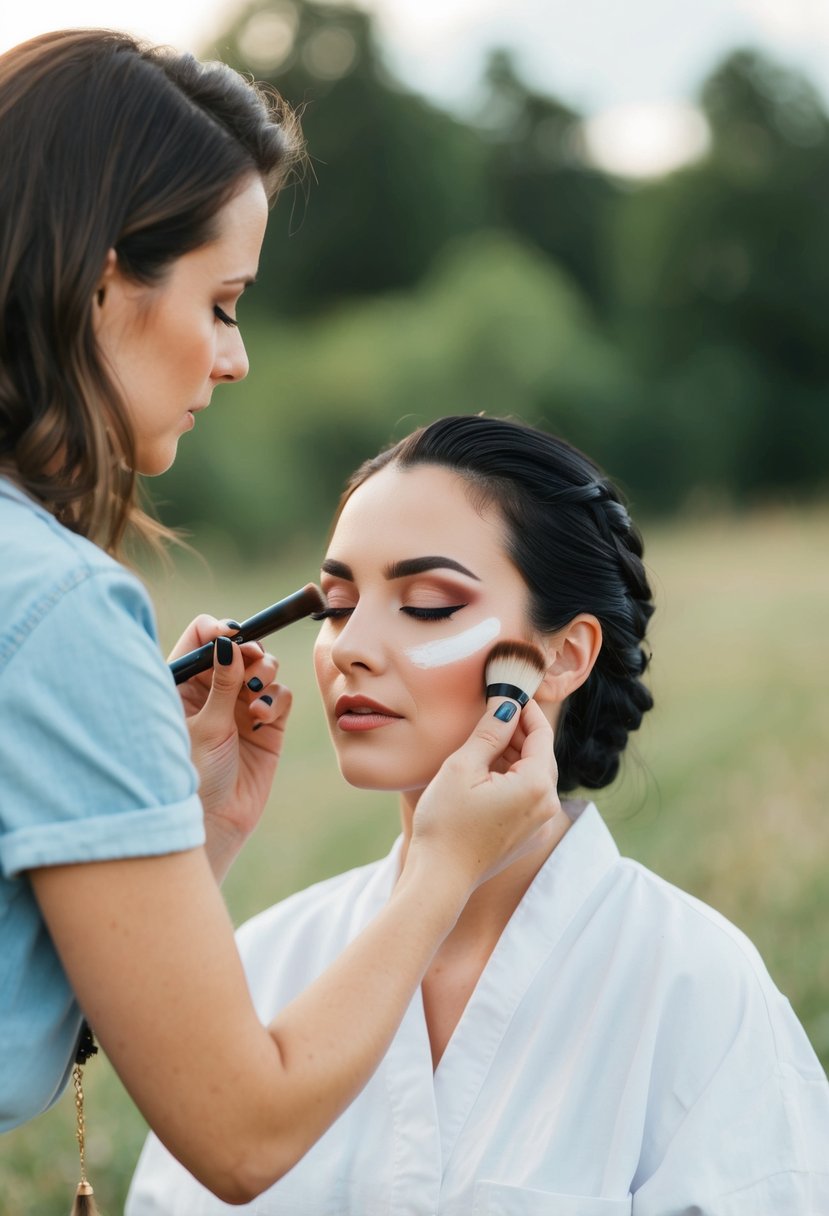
[
  {"left": 226, "top": 620, "right": 241, "bottom": 630},
  {"left": 252, "top": 722, "right": 263, "bottom": 732},
  {"left": 258, "top": 694, "right": 273, "bottom": 706},
  {"left": 494, "top": 701, "right": 517, "bottom": 722},
  {"left": 216, "top": 636, "right": 233, "bottom": 666},
  {"left": 247, "top": 677, "right": 264, "bottom": 692}
]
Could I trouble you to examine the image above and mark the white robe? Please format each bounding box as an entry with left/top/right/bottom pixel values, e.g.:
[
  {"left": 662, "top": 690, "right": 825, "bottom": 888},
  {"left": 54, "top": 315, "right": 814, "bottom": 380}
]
[{"left": 127, "top": 804, "right": 829, "bottom": 1215}]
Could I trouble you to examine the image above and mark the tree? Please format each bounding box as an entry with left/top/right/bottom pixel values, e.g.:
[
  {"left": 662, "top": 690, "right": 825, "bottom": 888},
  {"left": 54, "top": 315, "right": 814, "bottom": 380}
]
[{"left": 210, "top": 0, "right": 489, "bottom": 314}]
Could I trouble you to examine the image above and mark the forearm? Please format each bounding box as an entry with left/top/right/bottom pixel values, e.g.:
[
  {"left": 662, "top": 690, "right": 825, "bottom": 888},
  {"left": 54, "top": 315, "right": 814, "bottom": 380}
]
[
  {"left": 33, "top": 846, "right": 469, "bottom": 1203},
  {"left": 261, "top": 848, "right": 468, "bottom": 1157}
]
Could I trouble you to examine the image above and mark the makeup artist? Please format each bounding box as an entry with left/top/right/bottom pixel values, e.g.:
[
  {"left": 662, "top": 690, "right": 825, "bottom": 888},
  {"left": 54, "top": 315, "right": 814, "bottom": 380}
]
[{"left": 0, "top": 30, "right": 559, "bottom": 1204}]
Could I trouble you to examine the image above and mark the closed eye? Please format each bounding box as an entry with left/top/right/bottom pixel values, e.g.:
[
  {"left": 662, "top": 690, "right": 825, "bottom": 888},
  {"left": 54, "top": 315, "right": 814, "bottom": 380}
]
[
  {"left": 311, "top": 607, "right": 354, "bottom": 621},
  {"left": 402, "top": 605, "right": 466, "bottom": 621},
  {"left": 214, "top": 305, "right": 239, "bottom": 328}
]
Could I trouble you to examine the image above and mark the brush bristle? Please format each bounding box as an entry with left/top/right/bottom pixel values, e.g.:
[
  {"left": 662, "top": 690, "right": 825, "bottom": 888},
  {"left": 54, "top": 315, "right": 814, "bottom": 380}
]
[{"left": 485, "top": 640, "right": 546, "bottom": 705}]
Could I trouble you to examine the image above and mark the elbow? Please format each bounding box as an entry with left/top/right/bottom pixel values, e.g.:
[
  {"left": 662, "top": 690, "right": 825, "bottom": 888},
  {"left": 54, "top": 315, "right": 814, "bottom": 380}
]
[{"left": 198, "top": 1136, "right": 306, "bottom": 1205}]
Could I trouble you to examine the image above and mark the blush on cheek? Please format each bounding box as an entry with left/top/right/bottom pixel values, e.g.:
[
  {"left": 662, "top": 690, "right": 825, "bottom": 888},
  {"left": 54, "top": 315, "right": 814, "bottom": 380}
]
[{"left": 404, "top": 616, "right": 501, "bottom": 669}]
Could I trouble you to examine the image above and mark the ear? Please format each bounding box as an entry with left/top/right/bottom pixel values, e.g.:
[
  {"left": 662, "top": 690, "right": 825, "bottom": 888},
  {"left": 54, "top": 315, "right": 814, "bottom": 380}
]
[
  {"left": 93, "top": 248, "right": 119, "bottom": 311},
  {"left": 534, "top": 615, "right": 602, "bottom": 706}
]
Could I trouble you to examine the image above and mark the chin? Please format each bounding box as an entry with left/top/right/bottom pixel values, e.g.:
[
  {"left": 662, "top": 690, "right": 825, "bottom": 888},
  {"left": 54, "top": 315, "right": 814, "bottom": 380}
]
[
  {"left": 136, "top": 445, "right": 179, "bottom": 477},
  {"left": 336, "top": 755, "right": 433, "bottom": 794}
]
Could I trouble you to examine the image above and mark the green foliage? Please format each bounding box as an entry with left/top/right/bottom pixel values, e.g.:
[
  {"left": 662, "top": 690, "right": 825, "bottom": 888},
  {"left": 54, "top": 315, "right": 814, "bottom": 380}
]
[
  {"left": 157, "top": 8, "right": 829, "bottom": 548},
  {"left": 213, "top": 0, "right": 490, "bottom": 312},
  {"left": 607, "top": 49, "right": 829, "bottom": 502},
  {"left": 154, "top": 230, "right": 624, "bottom": 548}
]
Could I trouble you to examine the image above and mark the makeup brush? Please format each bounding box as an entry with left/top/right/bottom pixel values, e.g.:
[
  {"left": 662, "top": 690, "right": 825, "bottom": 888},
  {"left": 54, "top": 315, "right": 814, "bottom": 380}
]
[
  {"left": 485, "top": 640, "right": 547, "bottom": 707},
  {"left": 169, "top": 583, "right": 325, "bottom": 685}
]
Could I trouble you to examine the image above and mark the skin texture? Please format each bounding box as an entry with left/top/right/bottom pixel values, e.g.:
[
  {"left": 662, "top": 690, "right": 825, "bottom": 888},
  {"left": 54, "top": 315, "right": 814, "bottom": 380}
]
[
  {"left": 93, "top": 175, "right": 268, "bottom": 476},
  {"left": 315, "top": 462, "right": 602, "bottom": 1066}
]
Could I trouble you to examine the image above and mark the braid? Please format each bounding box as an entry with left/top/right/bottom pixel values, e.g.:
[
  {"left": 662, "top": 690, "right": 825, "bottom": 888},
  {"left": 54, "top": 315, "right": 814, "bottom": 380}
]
[{"left": 557, "top": 482, "right": 653, "bottom": 789}]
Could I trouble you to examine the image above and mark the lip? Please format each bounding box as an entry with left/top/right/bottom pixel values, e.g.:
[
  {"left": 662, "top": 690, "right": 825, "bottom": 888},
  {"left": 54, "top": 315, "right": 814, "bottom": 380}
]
[{"left": 335, "top": 694, "right": 403, "bottom": 733}]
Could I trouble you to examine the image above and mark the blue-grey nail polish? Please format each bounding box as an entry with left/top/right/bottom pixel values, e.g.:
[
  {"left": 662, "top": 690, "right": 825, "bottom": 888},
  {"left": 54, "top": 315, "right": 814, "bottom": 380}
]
[
  {"left": 258, "top": 694, "right": 273, "bottom": 707},
  {"left": 226, "top": 620, "right": 241, "bottom": 630},
  {"left": 216, "top": 636, "right": 233, "bottom": 666},
  {"left": 252, "top": 722, "right": 263, "bottom": 732},
  {"left": 247, "top": 677, "right": 264, "bottom": 692},
  {"left": 494, "top": 701, "right": 517, "bottom": 722}
]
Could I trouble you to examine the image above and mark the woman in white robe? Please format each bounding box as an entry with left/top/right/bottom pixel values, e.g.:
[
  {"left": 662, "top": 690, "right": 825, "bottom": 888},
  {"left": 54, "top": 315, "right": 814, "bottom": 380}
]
[{"left": 128, "top": 415, "right": 829, "bottom": 1215}]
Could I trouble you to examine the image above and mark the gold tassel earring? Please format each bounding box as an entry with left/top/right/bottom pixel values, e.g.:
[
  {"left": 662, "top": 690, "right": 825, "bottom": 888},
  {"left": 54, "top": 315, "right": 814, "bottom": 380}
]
[{"left": 70, "top": 1022, "right": 101, "bottom": 1216}]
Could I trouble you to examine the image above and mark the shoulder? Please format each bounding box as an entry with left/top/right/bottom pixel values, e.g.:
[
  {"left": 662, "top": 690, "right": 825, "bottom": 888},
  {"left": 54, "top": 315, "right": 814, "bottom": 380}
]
[
  {"left": 615, "top": 857, "right": 768, "bottom": 974},
  {"left": 609, "top": 857, "right": 822, "bottom": 1081},
  {"left": 0, "top": 478, "right": 155, "bottom": 673},
  {"left": 0, "top": 481, "right": 159, "bottom": 685},
  {"left": 0, "top": 475, "right": 124, "bottom": 580}
]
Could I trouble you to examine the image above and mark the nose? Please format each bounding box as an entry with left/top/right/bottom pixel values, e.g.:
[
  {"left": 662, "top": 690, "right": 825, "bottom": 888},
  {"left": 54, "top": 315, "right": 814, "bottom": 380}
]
[
  {"left": 212, "top": 326, "right": 249, "bottom": 383},
  {"left": 329, "top": 605, "right": 387, "bottom": 676}
]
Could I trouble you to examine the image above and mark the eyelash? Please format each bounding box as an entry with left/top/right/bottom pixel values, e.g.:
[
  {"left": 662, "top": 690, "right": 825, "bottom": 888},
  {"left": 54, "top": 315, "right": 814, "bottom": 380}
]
[
  {"left": 312, "top": 605, "right": 467, "bottom": 622},
  {"left": 214, "top": 305, "right": 239, "bottom": 328}
]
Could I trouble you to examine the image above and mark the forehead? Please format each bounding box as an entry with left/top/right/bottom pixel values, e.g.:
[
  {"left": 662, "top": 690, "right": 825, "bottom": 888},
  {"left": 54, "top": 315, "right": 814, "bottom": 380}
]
[
  {"left": 168, "top": 175, "right": 268, "bottom": 282},
  {"left": 330, "top": 463, "right": 507, "bottom": 565}
]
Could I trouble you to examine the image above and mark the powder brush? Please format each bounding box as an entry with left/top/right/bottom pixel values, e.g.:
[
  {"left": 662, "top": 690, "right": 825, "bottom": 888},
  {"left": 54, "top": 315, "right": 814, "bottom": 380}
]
[{"left": 485, "top": 640, "right": 547, "bottom": 707}]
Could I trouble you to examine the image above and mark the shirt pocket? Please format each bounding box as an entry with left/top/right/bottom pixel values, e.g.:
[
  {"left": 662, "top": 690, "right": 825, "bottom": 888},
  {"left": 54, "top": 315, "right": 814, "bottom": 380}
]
[{"left": 474, "top": 1181, "right": 632, "bottom": 1216}]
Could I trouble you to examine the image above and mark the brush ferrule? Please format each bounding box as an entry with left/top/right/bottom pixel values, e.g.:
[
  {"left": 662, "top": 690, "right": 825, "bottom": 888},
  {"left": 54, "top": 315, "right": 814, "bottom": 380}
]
[{"left": 486, "top": 682, "right": 529, "bottom": 707}]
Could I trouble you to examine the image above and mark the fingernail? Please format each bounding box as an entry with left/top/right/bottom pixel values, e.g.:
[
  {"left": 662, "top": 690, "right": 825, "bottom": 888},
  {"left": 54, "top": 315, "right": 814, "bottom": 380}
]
[
  {"left": 252, "top": 722, "right": 263, "bottom": 732},
  {"left": 494, "top": 701, "right": 517, "bottom": 722},
  {"left": 216, "top": 636, "right": 233, "bottom": 666},
  {"left": 247, "top": 677, "right": 264, "bottom": 692},
  {"left": 226, "top": 620, "right": 241, "bottom": 630},
  {"left": 258, "top": 694, "right": 273, "bottom": 706}
]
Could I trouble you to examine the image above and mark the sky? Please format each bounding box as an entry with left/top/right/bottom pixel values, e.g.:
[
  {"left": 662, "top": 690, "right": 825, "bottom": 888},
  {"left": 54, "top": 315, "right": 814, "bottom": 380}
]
[{"left": 3, "top": 0, "right": 829, "bottom": 176}]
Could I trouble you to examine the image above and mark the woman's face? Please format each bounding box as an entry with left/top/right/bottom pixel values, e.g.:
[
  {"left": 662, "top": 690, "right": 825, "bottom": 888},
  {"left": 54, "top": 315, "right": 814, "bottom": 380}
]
[
  {"left": 313, "top": 462, "right": 539, "bottom": 793},
  {"left": 93, "top": 174, "right": 269, "bottom": 476}
]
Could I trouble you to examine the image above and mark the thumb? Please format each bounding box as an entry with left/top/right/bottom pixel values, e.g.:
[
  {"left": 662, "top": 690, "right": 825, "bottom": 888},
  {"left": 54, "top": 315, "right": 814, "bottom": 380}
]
[
  {"left": 194, "top": 635, "right": 245, "bottom": 744},
  {"left": 450, "top": 696, "right": 523, "bottom": 777}
]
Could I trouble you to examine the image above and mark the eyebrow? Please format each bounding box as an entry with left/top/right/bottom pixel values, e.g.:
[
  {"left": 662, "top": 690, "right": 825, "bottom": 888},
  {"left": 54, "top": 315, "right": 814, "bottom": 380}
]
[
  {"left": 321, "top": 556, "right": 480, "bottom": 582},
  {"left": 222, "top": 276, "right": 257, "bottom": 287}
]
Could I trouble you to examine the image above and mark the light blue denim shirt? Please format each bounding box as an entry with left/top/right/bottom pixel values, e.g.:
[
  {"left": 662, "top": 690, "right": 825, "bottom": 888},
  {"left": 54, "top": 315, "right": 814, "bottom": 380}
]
[{"left": 0, "top": 477, "right": 204, "bottom": 1132}]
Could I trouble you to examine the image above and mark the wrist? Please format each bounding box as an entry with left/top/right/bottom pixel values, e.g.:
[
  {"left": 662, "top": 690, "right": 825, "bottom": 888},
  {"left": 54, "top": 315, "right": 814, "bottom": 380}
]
[
  {"left": 393, "top": 840, "right": 472, "bottom": 932},
  {"left": 203, "top": 810, "right": 248, "bottom": 884}
]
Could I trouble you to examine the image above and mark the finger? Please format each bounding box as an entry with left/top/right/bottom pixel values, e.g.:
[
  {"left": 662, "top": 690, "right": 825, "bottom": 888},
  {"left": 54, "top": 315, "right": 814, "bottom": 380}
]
[
  {"left": 192, "top": 634, "right": 247, "bottom": 743},
  {"left": 449, "top": 698, "right": 524, "bottom": 776},
  {"left": 241, "top": 651, "right": 278, "bottom": 695},
  {"left": 509, "top": 700, "right": 556, "bottom": 773},
  {"left": 248, "top": 684, "right": 292, "bottom": 735},
  {"left": 166, "top": 616, "right": 244, "bottom": 662}
]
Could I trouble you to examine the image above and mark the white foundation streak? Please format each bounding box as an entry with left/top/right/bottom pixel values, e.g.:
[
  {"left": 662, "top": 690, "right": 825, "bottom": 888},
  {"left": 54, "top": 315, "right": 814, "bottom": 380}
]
[{"left": 405, "top": 616, "right": 501, "bottom": 669}]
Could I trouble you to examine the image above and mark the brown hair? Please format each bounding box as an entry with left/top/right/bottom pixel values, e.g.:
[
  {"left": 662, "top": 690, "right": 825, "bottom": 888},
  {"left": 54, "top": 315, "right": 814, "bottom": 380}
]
[{"left": 0, "top": 28, "right": 302, "bottom": 554}]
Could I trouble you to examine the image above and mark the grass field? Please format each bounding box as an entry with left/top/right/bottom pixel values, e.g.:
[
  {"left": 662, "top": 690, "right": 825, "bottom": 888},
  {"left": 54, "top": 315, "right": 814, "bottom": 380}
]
[{"left": 2, "top": 507, "right": 827, "bottom": 1213}]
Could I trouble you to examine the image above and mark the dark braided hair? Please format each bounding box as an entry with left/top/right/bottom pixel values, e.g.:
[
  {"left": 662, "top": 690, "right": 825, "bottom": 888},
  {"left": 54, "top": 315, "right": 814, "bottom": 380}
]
[{"left": 340, "top": 415, "right": 654, "bottom": 791}]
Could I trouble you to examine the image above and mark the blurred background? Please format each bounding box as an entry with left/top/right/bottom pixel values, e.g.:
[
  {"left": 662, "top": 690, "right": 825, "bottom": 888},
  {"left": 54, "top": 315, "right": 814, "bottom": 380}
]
[{"left": 1, "top": 1, "right": 827, "bottom": 1210}]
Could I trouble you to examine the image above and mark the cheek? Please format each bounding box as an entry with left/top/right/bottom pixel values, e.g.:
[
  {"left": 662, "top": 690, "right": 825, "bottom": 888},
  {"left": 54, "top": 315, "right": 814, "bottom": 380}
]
[
  {"left": 312, "top": 638, "right": 331, "bottom": 693},
  {"left": 408, "top": 650, "right": 487, "bottom": 734}
]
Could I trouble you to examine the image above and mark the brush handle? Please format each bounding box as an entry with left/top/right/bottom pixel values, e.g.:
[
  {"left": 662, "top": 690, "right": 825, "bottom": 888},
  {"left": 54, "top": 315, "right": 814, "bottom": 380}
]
[
  {"left": 169, "top": 583, "right": 324, "bottom": 686},
  {"left": 485, "top": 682, "right": 530, "bottom": 707}
]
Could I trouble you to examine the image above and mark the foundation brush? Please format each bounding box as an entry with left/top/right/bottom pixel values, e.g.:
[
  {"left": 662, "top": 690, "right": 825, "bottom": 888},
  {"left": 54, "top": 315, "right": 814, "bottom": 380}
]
[{"left": 485, "top": 640, "right": 547, "bottom": 713}]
